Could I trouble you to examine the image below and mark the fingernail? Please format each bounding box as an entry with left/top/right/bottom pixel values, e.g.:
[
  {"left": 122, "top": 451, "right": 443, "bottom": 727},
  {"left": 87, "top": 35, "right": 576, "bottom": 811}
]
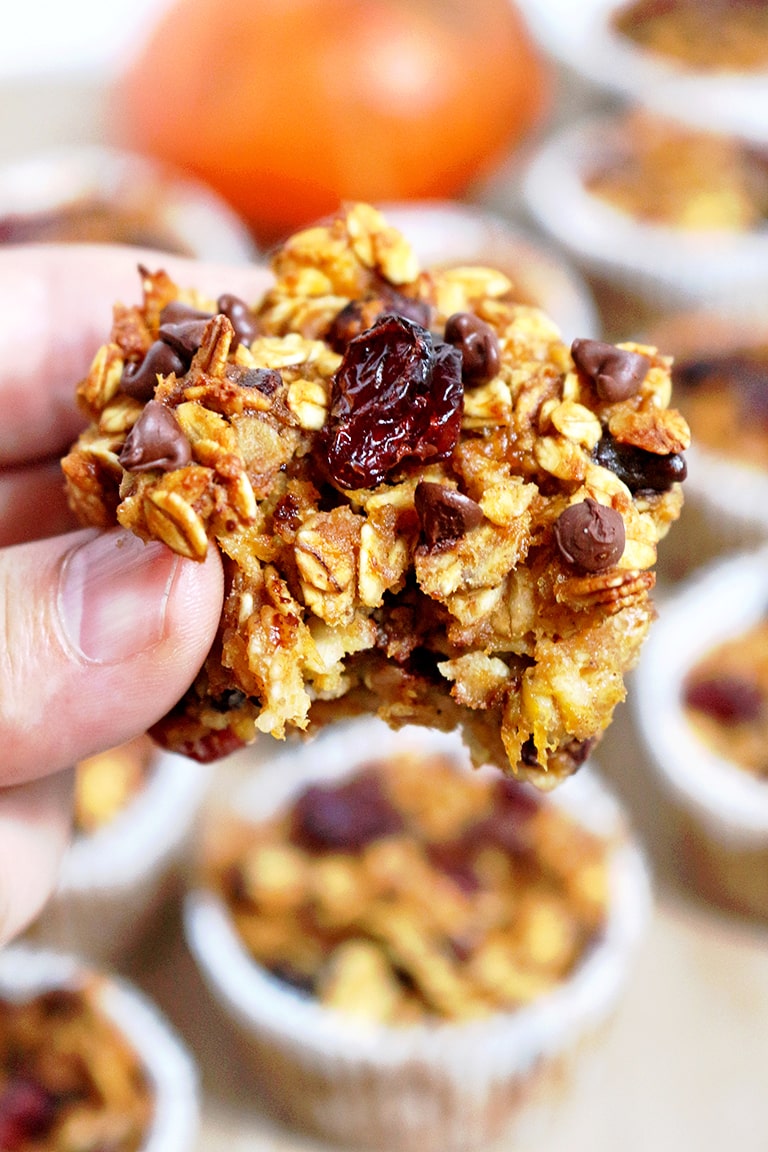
[{"left": 59, "top": 529, "right": 179, "bottom": 663}]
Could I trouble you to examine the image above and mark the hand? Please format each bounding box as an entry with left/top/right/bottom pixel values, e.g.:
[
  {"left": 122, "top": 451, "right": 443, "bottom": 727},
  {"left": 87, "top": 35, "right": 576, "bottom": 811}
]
[{"left": 0, "top": 242, "right": 270, "bottom": 943}]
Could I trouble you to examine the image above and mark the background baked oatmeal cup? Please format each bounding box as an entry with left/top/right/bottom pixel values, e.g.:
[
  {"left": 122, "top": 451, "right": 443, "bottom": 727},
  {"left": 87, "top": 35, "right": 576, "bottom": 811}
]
[
  {"left": 184, "top": 720, "right": 651, "bottom": 1152},
  {"left": 0, "top": 942, "right": 199, "bottom": 1152},
  {"left": 521, "top": 109, "right": 768, "bottom": 319},
  {"left": 634, "top": 545, "right": 768, "bottom": 919},
  {"left": 25, "top": 743, "right": 211, "bottom": 963}
]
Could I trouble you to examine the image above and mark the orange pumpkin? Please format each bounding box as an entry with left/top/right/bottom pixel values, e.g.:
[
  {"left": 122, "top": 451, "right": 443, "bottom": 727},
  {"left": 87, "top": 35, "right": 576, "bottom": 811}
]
[{"left": 112, "top": 0, "right": 550, "bottom": 244}]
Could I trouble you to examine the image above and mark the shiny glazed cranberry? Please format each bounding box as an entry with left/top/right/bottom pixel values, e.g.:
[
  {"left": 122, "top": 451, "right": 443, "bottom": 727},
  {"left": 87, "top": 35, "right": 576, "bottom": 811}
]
[{"left": 321, "top": 314, "right": 463, "bottom": 489}]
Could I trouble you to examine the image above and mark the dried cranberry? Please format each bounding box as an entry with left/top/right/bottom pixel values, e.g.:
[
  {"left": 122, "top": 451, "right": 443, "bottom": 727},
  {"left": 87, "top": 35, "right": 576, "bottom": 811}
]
[
  {"left": 683, "top": 674, "right": 764, "bottom": 725},
  {"left": 321, "top": 314, "right": 463, "bottom": 489},
  {"left": 592, "top": 431, "right": 687, "bottom": 493},
  {"left": 0, "top": 1077, "right": 57, "bottom": 1148},
  {"left": 290, "top": 768, "right": 404, "bottom": 852},
  {"left": 426, "top": 840, "right": 480, "bottom": 893}
]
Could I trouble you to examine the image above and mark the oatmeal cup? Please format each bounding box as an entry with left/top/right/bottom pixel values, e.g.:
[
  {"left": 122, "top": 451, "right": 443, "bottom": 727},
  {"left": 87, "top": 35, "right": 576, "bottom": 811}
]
[
  {"left": 26, "top": 737, "right": 211, "bottom": 963},
  {"left": 521, "top": 109, "right": 768, "bottom": 316},
  {"left": 638, "top": 311, "right": 768, "bottom": 579},
  {"left": 634, "top": 545, "right": 768, "bottom": 918},
  {"left": 185, "top": 720, "right": 651, "bottom": 1152},
  {"left": 516, "top": 0, "right": 768, "bottom": 144},
  {"left": 0, "top": 145, "right": 258, "bottom": 261},
  {"left": 376, "top": 200, "right": 599, "bottom": 342},
  {"left": 0, "top": 942, "right": 199, "bottom": 1151}
]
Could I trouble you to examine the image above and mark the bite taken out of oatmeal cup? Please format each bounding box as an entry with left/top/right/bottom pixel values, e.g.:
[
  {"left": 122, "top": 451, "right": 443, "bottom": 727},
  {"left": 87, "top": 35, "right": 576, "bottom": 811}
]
[{"left": 61, "top": 203, "right": 689, "bottom": 789}]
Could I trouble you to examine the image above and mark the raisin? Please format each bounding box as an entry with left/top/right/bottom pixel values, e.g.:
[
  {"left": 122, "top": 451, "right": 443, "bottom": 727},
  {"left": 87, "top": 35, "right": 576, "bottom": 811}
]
[
  {"left": 593, "top": 431, "right": 687, "bottom": 493},
  {"left": 683, "top": 674, "right": 764, "bottom": 725},
  {"left": 0, "top": 1078, "right": 57, "bottom": 1149},
  {"left": 321, "top": 314, "right": 463, "bottom": 489},
  {"left": 289, "top": 768, "right": 404, "bottom": 852}
]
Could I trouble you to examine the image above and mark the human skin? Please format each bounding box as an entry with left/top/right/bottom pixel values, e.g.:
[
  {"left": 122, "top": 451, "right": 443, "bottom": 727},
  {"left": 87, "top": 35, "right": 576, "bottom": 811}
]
[{"left": 0, "top": 244, "right": 270, "bottom": 943}]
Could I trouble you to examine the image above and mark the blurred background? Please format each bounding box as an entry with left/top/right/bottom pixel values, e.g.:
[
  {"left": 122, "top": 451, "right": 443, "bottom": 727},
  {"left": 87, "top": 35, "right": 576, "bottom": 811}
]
[{"left": 2, "top": 1, "right": 768, "bottom": 1150}]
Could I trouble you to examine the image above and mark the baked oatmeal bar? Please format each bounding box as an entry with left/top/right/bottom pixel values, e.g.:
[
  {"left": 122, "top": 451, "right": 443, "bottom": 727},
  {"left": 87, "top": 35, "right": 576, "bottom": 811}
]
[{"left": 62, "top": 203, "right": 689, "bottom": 787}]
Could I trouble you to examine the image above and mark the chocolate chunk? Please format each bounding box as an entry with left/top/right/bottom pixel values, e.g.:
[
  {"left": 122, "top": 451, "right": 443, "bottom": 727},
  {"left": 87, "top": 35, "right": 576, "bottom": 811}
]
[
  {"left": 415, "top": 480, "right": 483, "bottom": 549},
  {"left": 120, "top": 340, "right": 185, "bottom": 401},
  {"left": 158, "top": 318, "right": 209, "bottom": 359},
  {"left": 593, "top": 431, "right": 687, "bottom": 493},
  {"left": 683, "top": 674, "right": 763, "bottom": 725},
  {"left": 217, "top": 293, "right": 257, "bottom": 349},
  {"left": 571, "top": 338, "right": 650, "bottom": 403},
  {"left": 554, "top": 498, "right": 625, "bottom": 572},
  {"left": 444, "top": 312, "right": 501, "bottom": 384},
  {"left": 119, "top": 400, "right": 192, "bottom": 472},
  {"left": 159, "top": 300, "right": 213, "bottom": 326}
]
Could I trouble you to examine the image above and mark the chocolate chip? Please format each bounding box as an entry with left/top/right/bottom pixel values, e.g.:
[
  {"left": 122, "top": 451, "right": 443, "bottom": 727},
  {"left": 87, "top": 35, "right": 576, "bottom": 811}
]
[
  {"left": 414, "top": 480, "right": 483, "bottom": 549},
  {"left": 554, "top": 498, "right": 625, "bottom": 572},
  {"left": 683, "top": 674, "right": 764, "bottom": 725},
  {"left": 571, "top": 337, "right": 650, "bottom": 403},
  {"left": 217, "top": 293, "right": 257, "bottom": 349},
  {"left": 120, "top": 340, "right": 185, "bottom": 401},
  {"left": 159, "top": 300, "right": 213, "bottom": 326},
  {"left": 593, "top": 431, "right": 687, "bottom": 493},
  {"left": 118, "top": 400, "right": 192, "bottom": 472},
  {"left": 158, "top": 318, "right": 209, "bottom": 359},
  {"left": 444, "top": 312, "right": 501, "bottom": 384}
]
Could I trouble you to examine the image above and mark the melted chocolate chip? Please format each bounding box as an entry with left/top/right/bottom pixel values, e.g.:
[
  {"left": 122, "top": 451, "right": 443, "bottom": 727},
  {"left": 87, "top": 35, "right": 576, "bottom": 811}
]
[
  {"left": 290, "top": 768, "right": 404, "bottom": 852},
  {"left": 571, "top": 338, "right": 650, "bottom": 403},
  {"left": 217, "top": 293, "right": 257, "bottom": 349},
  {"left": 444, "top": 312, "right": 501, "bottom": 384},
  {"left": 209, "top": 688, "right": 248, "bottom": 713},
  {"left": 325, "top": 289, "right": 432, "bottom": 353},
  {"left": 414, "top": 480, "right": 483, "bottom": 549},
  {"left": 118, "top": 400, "right": 192, "bottom": 472},
  {"left": 158, "top": 318, "right": 210, "bottom": 359},
  {"left": 683, "top": 674, "right": 764, "bottom": 725},
  {"left": 120, "top": 340, "right": 185, "bottom": 401},
  {"left": 554, "top": 498, "right": 625, "bottom": 572},
  {"left": 159, "top": 300, "right": 213, "bottom": 326},
  {"left": 593, "top": 431, "right": 687, "bottom": 493}
]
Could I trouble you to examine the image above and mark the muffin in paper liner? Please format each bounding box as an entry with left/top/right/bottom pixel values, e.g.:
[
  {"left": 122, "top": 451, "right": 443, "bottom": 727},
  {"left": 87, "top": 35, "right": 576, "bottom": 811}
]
[
  {"left": 0, "top": 942, "right": 199, "bottom": 1151},
  {"left": 25, "top": 747, "right": 211, "bottom": 963},
  {"left": 521, "top": 111, "right": 768, "bottom": 316},
  {"left": 184, "top": 720, "right": 651, "bottom": 1152},
  {"left": 634, "top": 545, "right": 768, "bottom": 917},
  {"left": 638, "top": 311, "right": 768, "bottom": 581},
  {"left": 0, "top": 145, "right": 259, "bottom": 261},
  {"left": 375, "top": 199, "right": 599, "bottom": 343},
  {"left": 515, "top": 0, "right": 768, "bottom": 145}
]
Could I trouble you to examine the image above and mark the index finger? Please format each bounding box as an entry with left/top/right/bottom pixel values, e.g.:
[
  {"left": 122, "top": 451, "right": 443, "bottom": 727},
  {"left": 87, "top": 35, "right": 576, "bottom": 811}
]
[{"left": 0, "top": 244, "right": 273, "bottom": 467}]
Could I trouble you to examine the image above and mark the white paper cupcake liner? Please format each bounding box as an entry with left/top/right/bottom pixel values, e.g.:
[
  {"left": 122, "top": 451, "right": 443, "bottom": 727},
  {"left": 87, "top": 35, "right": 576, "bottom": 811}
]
[
  {"left": 27, "top": 751, "right": 211, "bottom": 962},
  {"left": 521, "top": 112, "right": 768, "bottom": 315},
  {"left": 376, "top": 199, "right": 599, "bottom": 343},
  {"left": 185, "top": 720, "right": 651, "bottom": 1152},
  {"left": 0, "top": 145, "right": 259, "bottom": 262},
  {"left": 0, "top": 942, "right": 199, "bottom": 1152},
  {"left": 515, "top": 0, "right": 768, "bottom": 144},
  {"left": 634, "top": 545, "right": 768, "bottom": 848}
]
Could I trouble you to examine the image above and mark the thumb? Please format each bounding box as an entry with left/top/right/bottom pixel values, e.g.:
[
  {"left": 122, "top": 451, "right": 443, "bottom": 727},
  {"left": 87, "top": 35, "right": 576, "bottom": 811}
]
[{"left": 1, "top": 527, "right": 223, "bottom": 784}]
